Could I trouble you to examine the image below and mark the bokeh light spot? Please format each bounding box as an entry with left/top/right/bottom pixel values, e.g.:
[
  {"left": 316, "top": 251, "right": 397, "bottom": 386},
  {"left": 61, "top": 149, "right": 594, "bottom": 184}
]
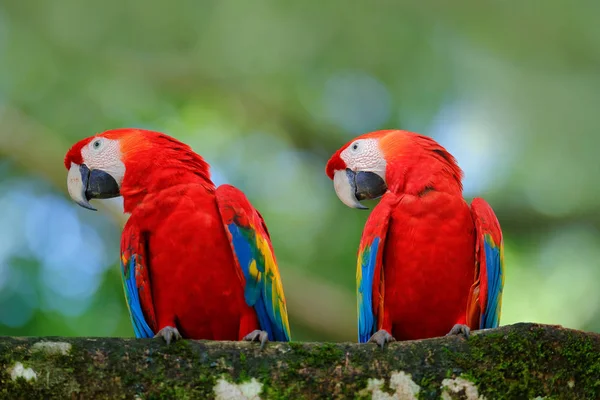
[{"left": 323, "top": 72, "right": 391, "bottom": 135}]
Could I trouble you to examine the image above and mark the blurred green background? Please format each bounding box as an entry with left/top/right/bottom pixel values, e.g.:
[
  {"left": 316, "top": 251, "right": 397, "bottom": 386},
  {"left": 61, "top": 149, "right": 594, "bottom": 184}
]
[{"left": 0, "top": 1, "right": 599, "bottom": 341}]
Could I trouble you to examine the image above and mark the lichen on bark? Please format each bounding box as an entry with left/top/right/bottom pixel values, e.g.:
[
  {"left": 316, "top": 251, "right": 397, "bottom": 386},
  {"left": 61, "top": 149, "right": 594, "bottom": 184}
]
[{"left": 0, "top": 323, "right": 598, "bottom": 399}]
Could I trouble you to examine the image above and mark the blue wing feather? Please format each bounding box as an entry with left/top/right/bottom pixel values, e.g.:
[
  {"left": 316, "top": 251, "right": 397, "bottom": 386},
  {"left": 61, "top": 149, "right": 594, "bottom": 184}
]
[
  {"left": 355, "top": 195, "right": 396, "bottom": 344},
  {"left": 227, "top": 222, "right": 288, "bottom": 342},
  {"left": 227, "top": 224, "right": 261, "bottom": 306},
  {"left": 358, "top": 238, "right": 380, "bottom": 343},
  {"left": 121, "top": 254, "right": 154, "bottom": 338},
  {"left": 215, "top": 184, "right": 291, "bottom": 342},
  {"left": 468, "top": 198, "right": 505, "bottom": 331},
  {"left": 480, "top": 236, "right": 503, "bottom": 329}
]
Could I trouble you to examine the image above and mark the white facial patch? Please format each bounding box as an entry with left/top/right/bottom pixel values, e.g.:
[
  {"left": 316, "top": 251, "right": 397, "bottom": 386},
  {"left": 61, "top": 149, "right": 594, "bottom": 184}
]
[
  {"left": 340, "top": 138, "right": 387, "bottom": 178},
  {"left": 81, "top": 137, "right": 126, "bottom": 186}
]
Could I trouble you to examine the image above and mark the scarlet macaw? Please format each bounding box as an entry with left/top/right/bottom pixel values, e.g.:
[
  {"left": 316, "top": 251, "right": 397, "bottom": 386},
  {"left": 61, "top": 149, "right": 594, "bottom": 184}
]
[
  {"left": 65, "top": 128, "right": 291, "bottom": 346},
  {"left": 325, "top": 130, "right": 504, "bottom": 347}
]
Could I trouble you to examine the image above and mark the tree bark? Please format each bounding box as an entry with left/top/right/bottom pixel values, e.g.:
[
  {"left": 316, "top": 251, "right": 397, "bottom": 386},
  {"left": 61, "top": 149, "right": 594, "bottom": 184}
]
[{"left": 0, "top": 323, "right": 599, "bottom": 399}]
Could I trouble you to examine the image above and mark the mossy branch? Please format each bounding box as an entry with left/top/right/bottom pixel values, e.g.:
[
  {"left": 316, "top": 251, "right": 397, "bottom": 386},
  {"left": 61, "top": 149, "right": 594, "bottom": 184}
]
[{"left": 0, "top": 323, "right": 598, "bottom": 399}]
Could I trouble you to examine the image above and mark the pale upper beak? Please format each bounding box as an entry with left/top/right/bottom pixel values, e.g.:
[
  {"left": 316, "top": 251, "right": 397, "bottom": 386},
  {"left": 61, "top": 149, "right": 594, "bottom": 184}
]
[
  {"left": 332, "top": 169, "right": 387, "bottom": 209},
  {"left": 67, "top": 163, "right": 120, "bottom": 211}
]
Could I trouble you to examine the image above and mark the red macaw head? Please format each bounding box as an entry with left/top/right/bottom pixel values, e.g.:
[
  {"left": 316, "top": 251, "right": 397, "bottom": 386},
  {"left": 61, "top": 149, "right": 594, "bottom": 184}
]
[
  {"left": 325, "top": 129, "right": 462, "bottom": 209},
  {"left": 64, "top": 128, "right": 210, "bottom": 211}
]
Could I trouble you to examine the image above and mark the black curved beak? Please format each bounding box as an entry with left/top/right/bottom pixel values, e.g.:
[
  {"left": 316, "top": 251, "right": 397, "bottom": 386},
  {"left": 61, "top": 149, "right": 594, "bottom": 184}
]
[
  {"left": 333, "top": 169, "right": 387, "bottom": 209},
  {"left": 354, "top": 170, "right": 387, "bottom": 202},
  {"left": 67, "top": 164, "right": 120, "bottom": 211}
]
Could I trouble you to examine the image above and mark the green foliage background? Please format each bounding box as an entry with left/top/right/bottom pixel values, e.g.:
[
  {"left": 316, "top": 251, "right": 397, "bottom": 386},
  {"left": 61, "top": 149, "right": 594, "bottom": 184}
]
[{"left": 0, "top": 0, "right": 599, "bottom": 341}]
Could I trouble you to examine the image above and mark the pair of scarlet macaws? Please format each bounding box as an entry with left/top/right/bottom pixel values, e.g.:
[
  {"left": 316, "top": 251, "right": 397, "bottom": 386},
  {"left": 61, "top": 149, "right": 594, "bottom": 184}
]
[{"left": 64, "top": 128, "right": 504, "bottom": 348}]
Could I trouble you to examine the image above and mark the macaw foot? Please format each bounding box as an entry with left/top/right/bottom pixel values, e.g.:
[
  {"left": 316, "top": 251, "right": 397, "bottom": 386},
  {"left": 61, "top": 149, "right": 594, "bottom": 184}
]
[
  {"left": 243, "top": 330, "right": 269, "bottom": 350},
  {"left": 446, "top": 324, "right": 470, "bottom": 339},
  {"left": 154, "top": 326, "right": 182, "bottom": 345},
  {"left": 368, "top": 329, "right": 396, "bottom": 349}
]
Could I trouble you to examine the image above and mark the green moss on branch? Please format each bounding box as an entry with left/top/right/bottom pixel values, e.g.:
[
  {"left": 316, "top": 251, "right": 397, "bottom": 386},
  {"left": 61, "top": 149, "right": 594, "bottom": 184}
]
[{"left": 0, "top": 323, "right": 598, "bottom": 399}]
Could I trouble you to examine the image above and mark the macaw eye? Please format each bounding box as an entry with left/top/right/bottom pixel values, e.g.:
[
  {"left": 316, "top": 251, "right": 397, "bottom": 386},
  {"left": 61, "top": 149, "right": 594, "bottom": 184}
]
[
  {"left": 92, "top": 139, "right": 102, "bottom": 150},
  {"left": 352, "top": 143, "right": 359, "bottom": 151}
]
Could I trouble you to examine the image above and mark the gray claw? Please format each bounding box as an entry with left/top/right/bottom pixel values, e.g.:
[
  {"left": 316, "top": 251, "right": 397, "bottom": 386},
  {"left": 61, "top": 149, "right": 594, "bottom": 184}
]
[
  {"left": 154, "top": 326, "right": 182, "bottom": 345},
  {"left": 446, "top": 324, "right": 470, "bottom": 339},
  {"left": 368, "top": 329, "right": 396, "bottom": 349},
  {"left": 243, "top": 330, "right": 269, "bottom": 350}
]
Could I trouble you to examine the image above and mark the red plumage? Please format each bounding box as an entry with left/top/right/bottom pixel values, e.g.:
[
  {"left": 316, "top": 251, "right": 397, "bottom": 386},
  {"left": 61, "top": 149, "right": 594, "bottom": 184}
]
[
  {"left": 377, "top": 189, "right": 476, "bottom": 340},
  {"left": 327, "top": 130, "right": 504, "bottom": 343},
  {"left": 123, "top": 183, "right": 261, "bottom": 339},
  {"left": 65, "top": 129, "right": 291, "bottom": 342}
]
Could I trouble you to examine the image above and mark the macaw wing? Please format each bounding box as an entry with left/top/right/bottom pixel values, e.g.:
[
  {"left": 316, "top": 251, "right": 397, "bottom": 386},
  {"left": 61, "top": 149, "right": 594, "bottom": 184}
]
[
  {"left": 215, "top": 184, "right": 291, "bottom": 342},
  {"left": 120, "top": 222, "right": 157, "bottom": 338},
  {"left": 357, "top": 195, "right": 396, "bottom": 343},
  {"left": 466, "top": 198, "right": 505, "bottom": 330}
]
